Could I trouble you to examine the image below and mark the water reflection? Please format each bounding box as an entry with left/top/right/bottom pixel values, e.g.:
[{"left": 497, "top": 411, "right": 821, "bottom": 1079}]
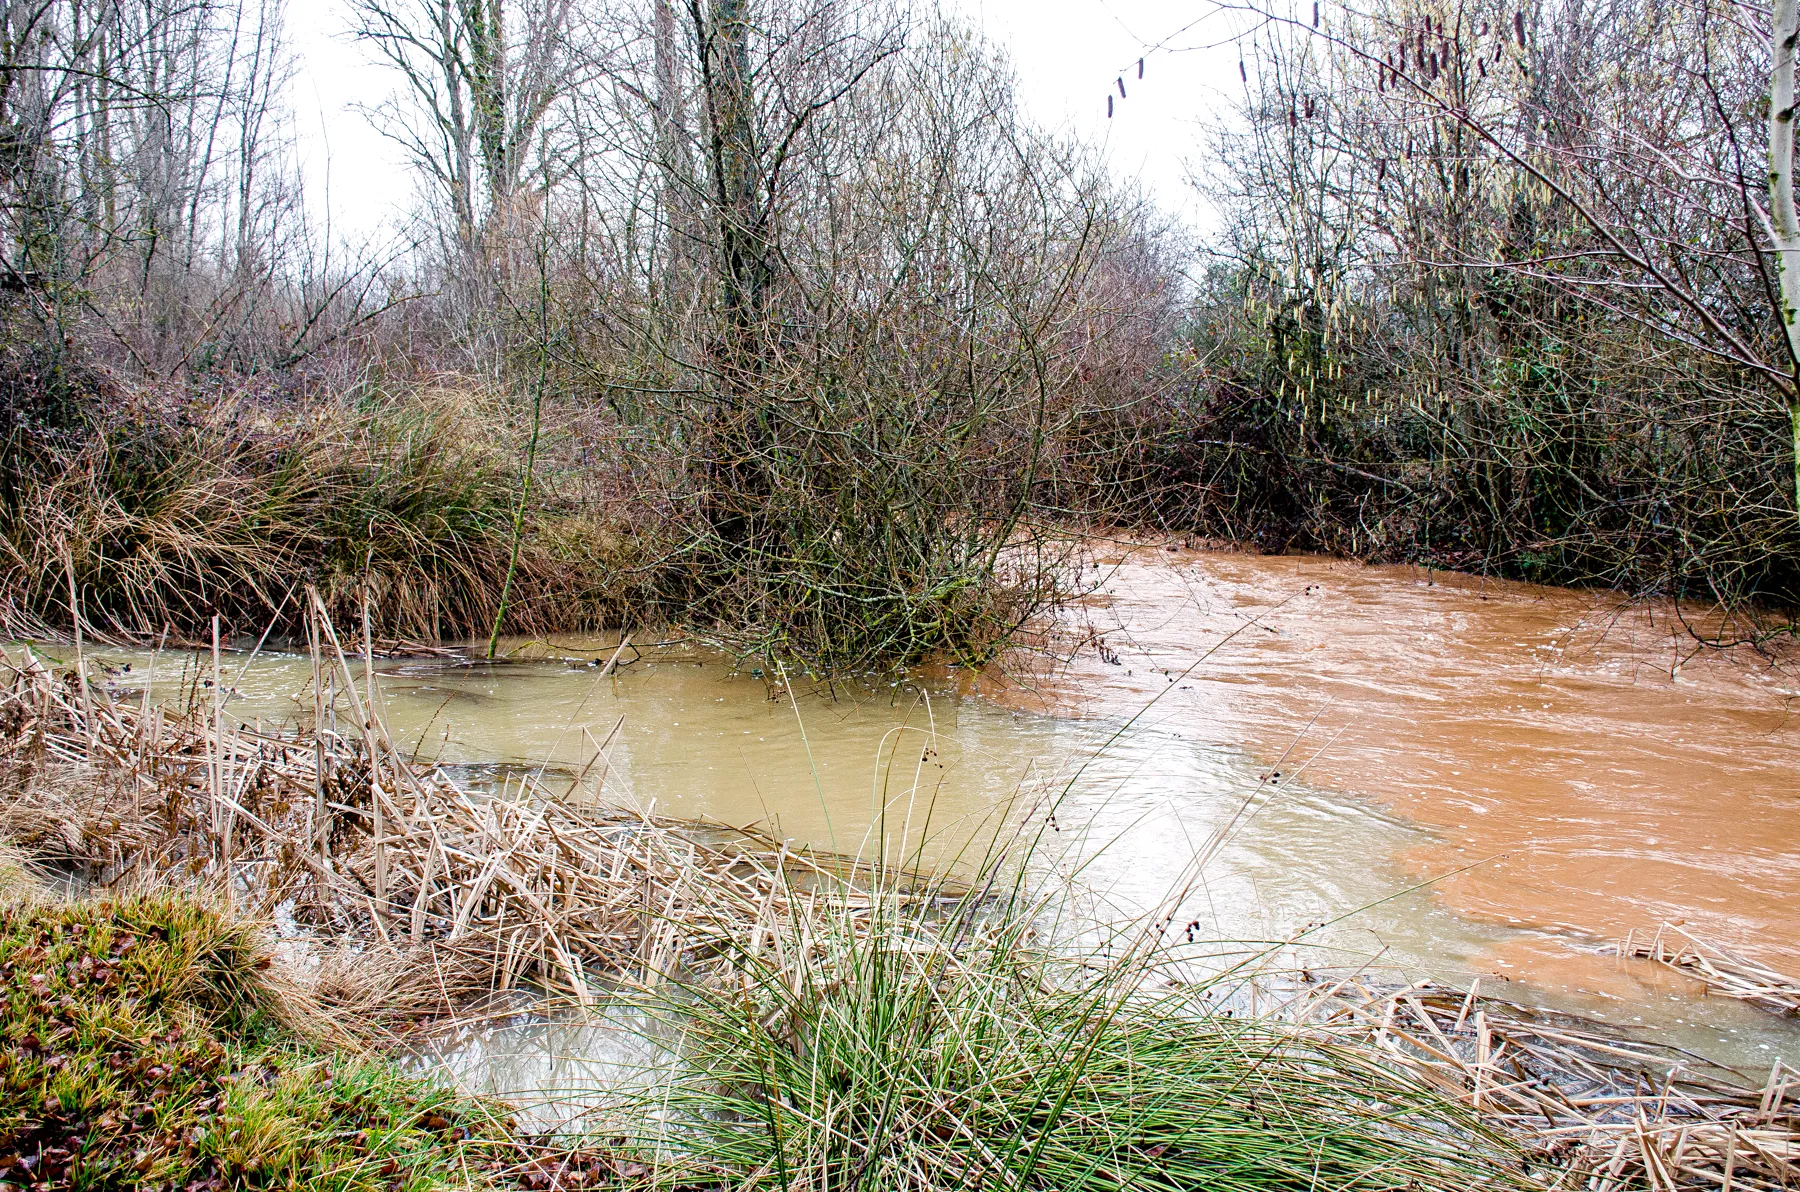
[{"left": 407, "top": 993, "right": 669, "bottom": 1133}]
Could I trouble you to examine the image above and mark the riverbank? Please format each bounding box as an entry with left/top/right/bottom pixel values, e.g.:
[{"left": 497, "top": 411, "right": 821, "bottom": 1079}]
[
  {"left": 3, "top": 626, "right": 1798, "bottom": 1189},
  {"left": 0, "top": 388, "right": 631, "bottom": 649},
  {"left": 0, "top": 891, "right": 523, "bottom": 1190},
  {"left": 0, "top": 382, "right": 1061, "bottom": 672}
]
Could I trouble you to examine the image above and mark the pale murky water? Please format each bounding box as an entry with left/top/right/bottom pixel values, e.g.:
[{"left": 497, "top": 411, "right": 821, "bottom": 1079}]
[{"left": 42, "top": 545, "right": 1800, "bottom": 1102}]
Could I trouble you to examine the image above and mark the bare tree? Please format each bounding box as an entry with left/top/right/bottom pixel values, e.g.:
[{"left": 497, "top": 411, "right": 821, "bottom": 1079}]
[
  {"left": 349, "top": 0, "right": 579, "bottom": 256},
  {"left": 0, "top": 0, "right": 339, "bottom": 391},
  {"left": 1772, "top": 0, "right": 1800, "bottom": 509},
  {"left": 519, "top": 1, "right": 1173, "bottom": 662}
]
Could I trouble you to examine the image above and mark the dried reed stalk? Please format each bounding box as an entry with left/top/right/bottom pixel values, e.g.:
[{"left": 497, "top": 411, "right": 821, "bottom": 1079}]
[
  {"left": 1302, "top": 976, "right": 1799, "bottom": 1190},
  {"left": 1622, "top": 924, "right": 1800, "bottom": 1017},
  {"left": 0, "top": 609, "right": 855, "bottom": 1020}
]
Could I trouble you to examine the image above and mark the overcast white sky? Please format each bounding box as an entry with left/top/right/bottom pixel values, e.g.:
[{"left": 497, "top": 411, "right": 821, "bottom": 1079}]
[{"left": 287, "top": 0, "right": 1247, "bottom": 241}]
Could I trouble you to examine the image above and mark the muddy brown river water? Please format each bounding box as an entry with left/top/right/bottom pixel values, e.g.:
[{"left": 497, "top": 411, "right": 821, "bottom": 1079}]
[
  {"left": 58, "top": 544, "right": 1800, "bottom": 1081},
  {"left": 982, "top": 547, "right": 1800, "bottom": 985}
]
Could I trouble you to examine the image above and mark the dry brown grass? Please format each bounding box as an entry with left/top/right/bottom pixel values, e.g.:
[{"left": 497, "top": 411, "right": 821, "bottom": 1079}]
[
  {"left": 1623, "top": 925, "right": 1800, "bottom": 1019},
  {"left": 0, "top": 385, "right": 621, "bottom": 645},
  {"left": 0, "top": 590, "right": 883, "bottom": 1032},
  {"left": 1295, "top": 975, "right": 1800, "bottom": 1190}
]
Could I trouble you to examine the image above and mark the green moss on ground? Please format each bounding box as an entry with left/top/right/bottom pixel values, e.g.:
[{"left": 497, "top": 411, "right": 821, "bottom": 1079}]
[{"left": 0, "top": 894, "right": 644, "bottom": 1191}]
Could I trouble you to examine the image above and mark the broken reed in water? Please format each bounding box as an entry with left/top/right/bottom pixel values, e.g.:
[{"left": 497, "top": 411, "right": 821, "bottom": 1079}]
[
  {"left": 1623, "top": 924, "right": 1800, "bottom": 1018},
  {"left": 1302, "top": 976, "right": 1798, "bottom": 1191},
  {"left": 1, "top": 602, "right": 1798, "bottom": 1190},
  {"left": 0, "top": 591, "right": 864, "bottom": 1023}
]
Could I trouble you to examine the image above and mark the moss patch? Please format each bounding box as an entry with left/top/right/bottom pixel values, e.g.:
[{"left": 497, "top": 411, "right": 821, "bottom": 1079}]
[{"left": 0, "top": 893, "right": 643, "bottom": 1191}]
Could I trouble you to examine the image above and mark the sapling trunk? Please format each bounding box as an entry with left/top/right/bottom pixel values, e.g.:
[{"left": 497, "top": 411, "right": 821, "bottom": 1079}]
[
  {"left": 487, "top": 235, "right": 553, "bottom": 660},
  {"left": 1771, "top": 0, "right": 1800, "bottom": 517}
]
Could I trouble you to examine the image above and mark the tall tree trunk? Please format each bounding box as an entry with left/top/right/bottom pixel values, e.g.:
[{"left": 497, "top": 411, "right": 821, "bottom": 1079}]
[
  {"left": 440, "top": 0, "right": 478, "bottom": 251},
  {"left": 655, "top": 0, "right": 689, "bottom": 309},
  {"left": 706, "top": 0, "right": 766, "bottom": 359}
]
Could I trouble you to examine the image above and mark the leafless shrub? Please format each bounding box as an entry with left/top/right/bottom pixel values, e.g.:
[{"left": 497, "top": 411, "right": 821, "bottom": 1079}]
[{"left": 1161, "top": 0, "right": 1800, "bottom": 609}]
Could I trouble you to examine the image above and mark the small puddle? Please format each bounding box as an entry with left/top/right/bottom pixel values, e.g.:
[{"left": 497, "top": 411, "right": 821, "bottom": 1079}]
[{"left": 404, "top": 994, "right": 668, "bottom": 1133}]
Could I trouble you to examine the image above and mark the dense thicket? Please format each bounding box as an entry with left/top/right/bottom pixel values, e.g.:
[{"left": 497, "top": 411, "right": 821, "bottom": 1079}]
[
  {"left": 521, "top": 3, "right": 1177, "bottom": 664},
  {"left": 1144, "top": 0, "right": 1800, "bottom": 607},
  {"left": 4, "top": 0, "right": 1797, "bottom": 666},
  {"left": 0, "top": 0, "right": 1174, "bottom": 666}
]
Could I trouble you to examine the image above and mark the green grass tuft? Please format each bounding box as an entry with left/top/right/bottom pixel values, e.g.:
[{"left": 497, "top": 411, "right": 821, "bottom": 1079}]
[{"left": 628, "top": 885, "right": 1538, "bottom": 1192}]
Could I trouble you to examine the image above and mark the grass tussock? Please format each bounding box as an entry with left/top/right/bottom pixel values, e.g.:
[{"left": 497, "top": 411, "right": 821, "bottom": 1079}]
[
  {"left": 625, "top": 879, "right": 1533, "bottom": 1192},
  {"left": 0, "top": 385, "right": 625, "bottom": 645}
]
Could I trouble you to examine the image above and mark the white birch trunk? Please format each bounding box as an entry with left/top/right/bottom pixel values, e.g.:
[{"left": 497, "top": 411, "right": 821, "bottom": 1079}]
[{"left": 1771, "top": 0, "right": 1800, "bottom": 515}]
